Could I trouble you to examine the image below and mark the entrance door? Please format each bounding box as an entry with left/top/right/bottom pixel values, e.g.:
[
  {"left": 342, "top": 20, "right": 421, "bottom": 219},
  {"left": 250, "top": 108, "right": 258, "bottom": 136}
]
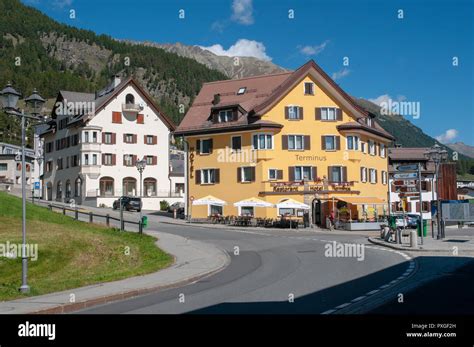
[{"left": 312, "top": 199, "right": 322, "bottom": 225}]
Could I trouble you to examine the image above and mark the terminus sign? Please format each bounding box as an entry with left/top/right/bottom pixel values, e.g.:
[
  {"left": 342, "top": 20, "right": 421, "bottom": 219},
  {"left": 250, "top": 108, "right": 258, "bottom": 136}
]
[{"left": 270, "top": 181, "right": 355, "bottom": 193}]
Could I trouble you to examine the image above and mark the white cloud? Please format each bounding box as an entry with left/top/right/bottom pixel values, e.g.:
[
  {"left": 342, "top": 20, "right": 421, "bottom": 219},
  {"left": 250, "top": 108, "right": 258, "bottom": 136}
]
[
  {"left": 436, "top": 129, "right": 458, "bottom": 144},
  {"left": 332, "top": 68, "right": 350, "bottom": 81},
  {"left": 231, "top": 0, "right": 254, "bottom": 25},
  {"left": 298, "top": 41, "right": 329, "bottom": 56},
  {"left": 369, "top": 94, "right": 406, "bottom": 105},
  {"left": 199, "top": 39, "right": 271, "bottom": 61}
]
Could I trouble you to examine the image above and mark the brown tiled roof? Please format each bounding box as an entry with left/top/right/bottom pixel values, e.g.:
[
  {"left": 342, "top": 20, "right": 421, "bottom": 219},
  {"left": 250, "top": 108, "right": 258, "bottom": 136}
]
[
  {"left": 387, "top": 147, "right": 431, "bottom": 161},
  {"left": 337, "top": 121, "right": 395, "bottom": 141}
]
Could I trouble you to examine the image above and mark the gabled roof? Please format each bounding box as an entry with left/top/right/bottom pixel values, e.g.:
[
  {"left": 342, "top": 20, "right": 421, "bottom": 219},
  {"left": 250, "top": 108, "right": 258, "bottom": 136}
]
[
  {"left": 50, "top": 77, "right": 176, "bottom": 131},
  {"left": 175, "top": 59, "right": 372, "bottom": 136}
]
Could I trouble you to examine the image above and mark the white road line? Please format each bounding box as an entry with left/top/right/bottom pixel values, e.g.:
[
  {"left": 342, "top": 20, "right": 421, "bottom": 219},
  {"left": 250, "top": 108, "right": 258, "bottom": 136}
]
[
  {"left": 351, "top": 296, "right": 366, "bottom": 302},
  {"left": 336, "top": 303, "right": 351, "bottom": 309},
  {"left": 321, "top": 309, "right": 337, "bottom": 315},
  {"left": 367, "top": 289, "right": 379, "bottom": 295}
]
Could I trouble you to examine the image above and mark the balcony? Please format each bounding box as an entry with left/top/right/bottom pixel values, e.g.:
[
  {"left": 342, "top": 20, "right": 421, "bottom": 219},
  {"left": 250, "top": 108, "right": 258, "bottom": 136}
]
[
  {"left": 255, "top": 150, "right": 275, "bottom": 161},
  {"left": 122, "top": 103, "right": 143, "bottom": 113},
  {"left": 80, "top": 142, "right": 101, "bottom": 152},
  {"left": 81, "top": 165, "right": 101, "bottom": 179}
]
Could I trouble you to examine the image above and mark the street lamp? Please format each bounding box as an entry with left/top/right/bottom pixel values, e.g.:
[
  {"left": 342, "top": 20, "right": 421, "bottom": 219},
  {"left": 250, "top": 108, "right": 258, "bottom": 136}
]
[
  {"left": 424, "top": 144, "right": 448, "bottom": 239},
  {"left": 135, "top": 158, "right": 147, "bottom": 222},
  {"left": 0, "top": 83, "right": 45, "bottom": 293}
]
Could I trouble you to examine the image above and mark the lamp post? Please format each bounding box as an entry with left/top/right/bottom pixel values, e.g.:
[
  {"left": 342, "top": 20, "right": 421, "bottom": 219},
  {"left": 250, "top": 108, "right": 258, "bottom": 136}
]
[
  {"left": 135, "top": 158, "right": 147, "bottom": 222},
  {"left": 0, "top": 83, "right": 45, "bottom": 293},
  {"left": 424, "top": 144, "right": 448, "bottom": 240}
]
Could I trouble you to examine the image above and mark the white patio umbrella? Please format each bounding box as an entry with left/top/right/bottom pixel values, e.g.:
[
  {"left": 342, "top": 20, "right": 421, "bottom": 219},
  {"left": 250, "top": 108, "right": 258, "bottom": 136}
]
[
  {"left": 276, "top": 198, "right": 310, "bottom": 210},
  {"left": 233, "top": 197, "right": 274, "bottom": 208},
  {"left": 192, "top": 195, "right": 227, "bottom": 206}
]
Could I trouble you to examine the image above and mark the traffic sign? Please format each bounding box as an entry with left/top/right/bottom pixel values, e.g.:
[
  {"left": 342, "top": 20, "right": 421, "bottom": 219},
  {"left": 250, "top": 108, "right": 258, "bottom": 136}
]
[
  {"left": 396, "top": 164, "right": 419, "bottom": 171},
  {"left": 34, "top": 181, "right": 40, "bottom": 190},
  {"left": 393, "top": 172, "right": 419, "bottom": 179}
]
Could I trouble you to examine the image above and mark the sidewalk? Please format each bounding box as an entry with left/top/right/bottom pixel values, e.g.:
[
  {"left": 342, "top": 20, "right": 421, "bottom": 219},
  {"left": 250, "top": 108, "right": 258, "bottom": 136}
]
[
  {"left": 368, "top": 234, "right": 474, "bottom": 253},
  {"left": 0, "top": 229, "right": 230, "bottom": 314}
]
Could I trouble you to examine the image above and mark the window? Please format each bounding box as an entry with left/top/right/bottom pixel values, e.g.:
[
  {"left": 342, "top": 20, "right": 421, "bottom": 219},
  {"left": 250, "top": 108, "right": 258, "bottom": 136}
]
[
  {"left": 124, "top": 134, "right": 134, "bottom": 143},
  {"left": 57, "top": 158, "right": 63, "bottom": 170},
  {"left": 123, "top": 155, "right": 133, "bottom": 166},
  {"left": 304, "top": 82, "right": 314, "bottom": 95},
  {"left": 100, "top": 177, "right": 114, "bottom": 196},
  {"left": 369, "top": 168, "right": 377, "bottom": 183},
  {"left": 56, "top": 181, "right": 62, "bottom": 200},
  {"left": 199, "top": 139, "right": 213, "bottom": 154},
  {"left": 231, "top": 136, "right": 242, "bottom": 151},
  {"left": 380, "top": 143, "right": 386, "bottom": 158},
  {"left": 253, "top": 133, "right": 273, "bottom": 150},
  {"left": 288, "top": 106, "right": 300, "bottom": 119},
  {"left": 347, "top": 136, "right": 359, "bottom": 150},
  {"left": 241, "top": 167, "right": 254, "bottom": 182},
  {"left": 71, "top": 155, "right": 78, "bottom": 167},
  {"left": 103, "top": 154, "right": 113, "bottom": 165},
  {"left": 66, "top": 157, "right": 70, "bottom": 168},
  {"left": 382, "top": 171, "right": 387, "bottom": 185},
  {"left": 366, "top": 117, "right": 373, "bottom": 127},
  {"left": 361, "top": 167, "right": 367, "bottom": 183},
  {"left": 321, "top": 107, "right": 337, "bottom": 121},
  {"left": 75, "top": 177, "right": 82, "bottom": 197},
  {"left": 84, "top": 132, "right": 89, "bottom": 143},
  {"left": 361, "top": 142, "right": 366, "bottom": 153},
  {"left": 112, "top": 112, "right": 122, "bottom": 124},
  {"left": 103, "top": 133, "right": 112, "bottom": 144},
  {"left": 46, "top": 161, "right": 53, "bottom": 172},
  {"left": 92, "top": 132, "right": 98, "bottom": 143},
  {"left": 201, "top": 169, "right": 216, "bottom": 184},
  {"left": 84, "top": 154, "right": 89, "bottom": 166},
  {"left": 65, "top": 180, "right": 71, "bottom": 199},
  {"left": 269, "top": 169, "right": 278, "bottom": 180},
  {"left": 122, "top": 177, "right": 137, "bottom": 196},
  {"left": 294, "top": 166, "right": 312, "bottom": 181},
  {"left": 210, "top": 205, "right": 223, "bottom": 215},
  {"left": 368, "top": 140, "right": 376, "bottom": 155},
  {"left": 146, "top": 156, "right": 156, "bottom": 165},
  {"left": 146, "top": 135, "right": 154, "bottom": 145},
  {"left": 288, "top": 135, "right": 304, "bottom": 150},
  {"left": 125, "top": 94, "right": 135, "bottom": 105},
  {"left": 330, "top": 166, "right": 343, "bottom": 182},
  {"left": 218, "top": 109, "right": 233, "bottom": 122},
  {"left": 240, "top": 206, "right": 254, "bottom": 217},
  {"left": 237, "top": 87, "right": 246, "bottom": 95},
  {"left": 0, "top": 163, "right": 7, "bottom": 171},
  {"left": 144, "top": 178, "right": 157, "bottom": 196},
  {"left": 92, "top": 154, "right": 97, "bottom": 165},
  {"left": 324, "top": 136, "right": 336, "bottom": 150}
]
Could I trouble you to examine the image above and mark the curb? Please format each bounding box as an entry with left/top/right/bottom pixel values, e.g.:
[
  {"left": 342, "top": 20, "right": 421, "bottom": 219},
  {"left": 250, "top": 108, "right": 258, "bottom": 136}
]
[{"left": 368, "top": 237, "right": 474, "bottom": 253}]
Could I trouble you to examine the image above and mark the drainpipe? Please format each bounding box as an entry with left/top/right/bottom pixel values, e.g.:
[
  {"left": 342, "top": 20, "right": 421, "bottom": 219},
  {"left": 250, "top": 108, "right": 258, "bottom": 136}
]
[{"left": 181, "top": 136, "right": 190, "bottom": 221}]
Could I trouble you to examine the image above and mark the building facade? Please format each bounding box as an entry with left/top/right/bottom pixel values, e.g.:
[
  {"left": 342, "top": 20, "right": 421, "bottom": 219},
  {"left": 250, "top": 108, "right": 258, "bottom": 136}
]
[
  {"left": 40, "top": 77, "right": 180, "bottom": 209},
  {"left": 0, "top": 142, "right": 35, "bottom": 193},
  {"left": 175, "top": 60, "right": 394, "bottom": 226}
]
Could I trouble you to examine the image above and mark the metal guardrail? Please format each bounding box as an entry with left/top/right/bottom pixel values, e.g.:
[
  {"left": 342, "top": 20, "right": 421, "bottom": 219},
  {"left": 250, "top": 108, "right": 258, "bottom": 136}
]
[{"left": 45, "top": 202, "right": 143, "bottom": 233}]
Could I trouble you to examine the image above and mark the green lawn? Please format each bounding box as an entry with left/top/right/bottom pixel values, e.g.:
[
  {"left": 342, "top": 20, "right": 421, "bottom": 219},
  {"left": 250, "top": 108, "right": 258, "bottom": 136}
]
[{"left": 0, "top": 192, "right": 173, "bottom": 301}]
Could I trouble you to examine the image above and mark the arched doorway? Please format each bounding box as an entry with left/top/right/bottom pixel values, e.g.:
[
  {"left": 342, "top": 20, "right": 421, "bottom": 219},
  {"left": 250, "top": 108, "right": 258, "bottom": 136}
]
[
  {"left": 144, "top": 177, "right": 157, "bottom": 196},
  {"left": 56, "top": 181, "right": 62, "bottom": 201},
  {"left": 75, "top": 177, "right": 82, "bottom": 198},
  {"left": 123, "top": 177, "right": 137, "bottom": 196},
  {"left": 65, "top": 180, "right": 72, "bottom": 200},
  {"left": 312, "top": 198, "right": 322, "bottom": 226},
  {"left": 100, "top": 177, "right": 114, "bottom": 196}
]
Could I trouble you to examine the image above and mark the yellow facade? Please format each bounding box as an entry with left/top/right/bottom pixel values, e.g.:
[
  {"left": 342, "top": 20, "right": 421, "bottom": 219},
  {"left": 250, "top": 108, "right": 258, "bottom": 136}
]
[{"left": 185, "top": 73, "right": 391, "bottom": 225}]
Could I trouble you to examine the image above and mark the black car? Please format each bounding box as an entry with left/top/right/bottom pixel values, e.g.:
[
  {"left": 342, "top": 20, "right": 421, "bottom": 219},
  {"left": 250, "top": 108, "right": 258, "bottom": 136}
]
[
  {"left": 113, "top": 196, "right": 142, "bottom": 212},
  {"left": 406, "top": 214, "right": 421, "bottom": 228}
]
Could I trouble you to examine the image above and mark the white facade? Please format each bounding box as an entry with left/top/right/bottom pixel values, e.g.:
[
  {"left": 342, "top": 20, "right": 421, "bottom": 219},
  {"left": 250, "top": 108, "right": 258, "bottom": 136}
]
[
  {"left": 0, "top": 142, "right": 35, "bottom": 193},
  {"left": 41, "top": 78, "right": 181, "bottom": 209}
]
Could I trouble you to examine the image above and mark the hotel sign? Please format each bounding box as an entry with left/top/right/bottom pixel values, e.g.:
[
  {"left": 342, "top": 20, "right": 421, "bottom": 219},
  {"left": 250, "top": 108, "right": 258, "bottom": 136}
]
[{"left": 270, "top": 181, "right": 354, "bottom": 193}]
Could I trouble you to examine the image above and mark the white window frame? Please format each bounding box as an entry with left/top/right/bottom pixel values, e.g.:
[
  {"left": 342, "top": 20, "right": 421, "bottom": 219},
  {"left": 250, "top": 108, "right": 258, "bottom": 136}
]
[
  {"left": 380, "top": 143, "right": 386, "bottom": 158},
  {"left": 252, "top": 133, "right": 273, "bottom": 150},
  {"left": 239, "top": 206, "right": 255, "bottom": 217},
  {"left": 303, "top": 82, "right": 314, "bottom": 95},
  {"left": 361, "top": 167, "right": 367, "bottom": 183},
  {"left": 346, "top": 135, "right": 359, "bottom": 151},
  {"left": 208, "top": 204, "right": 223, "bottom": 216},
  {"left": 294, "top": 166, "right": 313, "bottom": 181},
  {"left": 200, "top": 138, "right": 212, "bottom": 154},
  {"left": 369, "top": 168, "right": 377, "bottom": 184},
  {"left": 382, "top": 171, "right": 387, "bottom": 185},
  {"left": 241, "top": 167, "right": 253, "bottom": 183},
  {"left": 288, "top": 134, "right": 304, "bottom": 150},
  {"left": 92, "top": 154, "right": 97, "bottom": 165},
  {"left": 331, "top": 166, "right": 343, "bottom": 183},
  {"left": 368, "top": 140, "right": 376, "bottom": 156},
  {"left": 84, "top": 154, "right": 89, "bottom": 166},
  {"left": 366, "top": 117, "right": 373, "bottom": 127},
  {"left": 104, "top": 132, "right": 112, "bottom": 144},
  {"left": 268, "top": 168, "right": 278, "bottom": 181},
  {"left": 201, "top": 168, "right": 216, "bottom": 184},
  {"left": 324, "top": 135, "right": 336, "bottom": 151},
  {"left": 104, "top": 154, "right": 112, "bottom": 165},
  {"left": 124, "top": 154, "right": 133, "bottom": 166},
  {"left": 321, "top": 107, "right": 337, "bottom": 121},
  {"left": 218, "top": 109, "right": 233, "bottom": 123},
  {"left": 146, "top": 135, "right": 154, "bottom": 145},
  {"left": 237, "top": 87, "right": 246, "bottom": 95},
  {"left": 287, "top": 105, "right": 300, "bottom": 120}
]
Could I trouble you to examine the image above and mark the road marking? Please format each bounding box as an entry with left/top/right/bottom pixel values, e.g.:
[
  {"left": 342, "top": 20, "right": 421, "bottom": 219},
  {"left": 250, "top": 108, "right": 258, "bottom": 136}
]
[
  {"left": 321, "top": 309, "right": 337, "bottom": 315},
  {"left": 351, "top": 296, "right": 366, "bottom": 302},
  {"left": 367, "top": 289, "right": 379, "bottom": 295},
  {"left": 336, "top": 303, "right": 351, "bottom": 309}
]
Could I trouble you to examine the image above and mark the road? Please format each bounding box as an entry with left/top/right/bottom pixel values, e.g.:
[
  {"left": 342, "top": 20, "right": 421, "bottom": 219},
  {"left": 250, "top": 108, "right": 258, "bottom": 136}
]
[{"left": 38, "top": 201, "right": 474, "bottom": 314}]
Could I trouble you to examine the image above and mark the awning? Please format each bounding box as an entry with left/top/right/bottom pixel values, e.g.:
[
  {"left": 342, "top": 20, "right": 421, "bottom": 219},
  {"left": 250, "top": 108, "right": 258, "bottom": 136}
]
[
  {"left": 192, "top": 195, "right": 227, "bottom": 206},
  {"left": 337, "top": 197, "right": 386, "bottom": 205},
  {"left": 276, "top": 198, "right": 310, "bottom": 210},
  {"left": 234, "top": 197, "right": 274, "bottom": 208}
]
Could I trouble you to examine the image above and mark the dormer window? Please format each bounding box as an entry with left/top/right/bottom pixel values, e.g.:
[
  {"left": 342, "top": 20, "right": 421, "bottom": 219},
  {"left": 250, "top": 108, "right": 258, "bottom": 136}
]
[
  {"left": 237, "top": 87, "right": 246, "bottom": 95},
  {"left": 366, "top": 117, "right": 373, "bottom": 127},
  {"left": 125, "top": 94, "right": 135, "bottom": 105},
  {"left": 218, "top": 109, "right": 233, "bottom": 122}
]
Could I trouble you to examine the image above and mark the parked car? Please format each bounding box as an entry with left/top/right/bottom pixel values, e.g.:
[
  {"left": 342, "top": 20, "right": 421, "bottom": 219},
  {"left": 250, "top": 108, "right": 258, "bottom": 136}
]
[
  {"left": 112, "top": 196, "right": 142, "bottom": 212},
  {"left": 406, "top": 214, "right": 420, "bottom": 228},
  {"left": 168, "top": 202, "right": 185, "bottom": 214},
  {"left": 392, "top": 214, "right": 409, "bottom": 228}
]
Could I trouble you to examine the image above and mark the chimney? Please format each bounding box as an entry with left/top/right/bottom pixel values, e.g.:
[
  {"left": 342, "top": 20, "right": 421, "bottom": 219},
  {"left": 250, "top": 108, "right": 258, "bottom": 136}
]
[
  {"left": 111, "top": 74, "right": 121, "bottom": 89},
  {"left": 212, "top": 93, "right": 220, "bottom": 105},
  {"left": 395, "top": 143, "right": 402, "bottom": 148}
]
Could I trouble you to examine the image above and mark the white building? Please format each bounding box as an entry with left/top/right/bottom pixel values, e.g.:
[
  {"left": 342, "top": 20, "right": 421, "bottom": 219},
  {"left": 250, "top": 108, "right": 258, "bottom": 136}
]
[
  {"left": 0, "top": 142, "right": 35, "bottom": 193},
  {"left": 40, "top": 76, "right": 182, "bottom": 209}
]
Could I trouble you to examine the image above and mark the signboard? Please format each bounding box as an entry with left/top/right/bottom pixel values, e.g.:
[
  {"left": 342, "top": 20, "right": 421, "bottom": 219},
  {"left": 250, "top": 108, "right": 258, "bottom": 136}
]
[
  {"left": 393, "top": 179, "right": 418, "bottom": 186},
  {"left": 396, "top": 164, "right": 419, "bottom": 171},
  {"left": 393, "top": 172, "right": 419, "bottom": 179},
  {"left": 398, "top": 192, "right": 420, "bottom": 198},
  {"left": 34, "top": 181, "right": 40, "bottom": 190}
]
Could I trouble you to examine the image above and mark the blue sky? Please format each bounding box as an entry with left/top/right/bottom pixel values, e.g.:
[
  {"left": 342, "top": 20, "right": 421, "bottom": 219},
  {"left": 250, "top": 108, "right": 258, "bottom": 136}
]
[{"left": 24, "top": 0, "right": 474, "bottom": 145}]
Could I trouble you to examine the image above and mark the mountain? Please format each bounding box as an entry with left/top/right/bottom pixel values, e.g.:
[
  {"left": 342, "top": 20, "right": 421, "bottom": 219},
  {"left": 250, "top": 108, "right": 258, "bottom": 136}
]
[
  {"left": 446, "top": 142, "right": 474, "bottom": 159},
  {"left": 124, "top": 41, "right": 288, "bottom": 79}
]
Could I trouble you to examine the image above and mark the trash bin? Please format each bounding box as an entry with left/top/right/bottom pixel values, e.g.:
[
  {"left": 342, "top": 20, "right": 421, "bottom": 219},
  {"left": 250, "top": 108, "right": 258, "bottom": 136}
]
[
  {"left": 417, "top": 219, "right": 427, "bottom": 237},
  {"left": 141, "top": 216, "right": 148, "bottom": 228},
  {"left": 388, "top": 216, "right": 397, "bottom": 229}
]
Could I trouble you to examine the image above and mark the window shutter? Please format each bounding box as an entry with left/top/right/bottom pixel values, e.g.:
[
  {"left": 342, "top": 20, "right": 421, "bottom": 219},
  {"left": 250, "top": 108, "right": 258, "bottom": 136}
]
[
  {"left": 123, "top": 134, "right": 126, "bottom": 142},
  {"left": 288, "top": 167, "right": 295, "bottom": 181},
  {"left": 112, "top": 154, "right": 116, "bottom": 165},
  {"left": 153, "top": 156, "right": 157, "bottom": 165},
  {"left": 336, "top": 108, "right": 343, "bottom": 121},
  {"left": 112, "top": 133, "right": 116, "bottom": 144},
  {"left": 133, "top": 134, "right": 137, "bottom": 144},
  {"left": 251, "top": 167, "right": 256, "bottom": 182},
  {"left": 315, "top": 108, "right": 321, "bottom": 120},
  {"left": 144, "top": 135, "right": 147, "bottom": 144},
  {"left": 196, "top": 140, "right": 201, "bottom": 154},
  {"left": 416, "top": 202, "right": 420, "bottom": 212},
  {"left": 304, "top": 135, "right": 311, "bottom": 150},
  {"left": 212, "top": 112, "right": 218, "bottom": 123},
  {"left": 112, "top": 111, "right": 122, "bottom": 123},
  {"left": 312, "top": 167, "right": 317, "bottom": 181},
  {"left": 137, "top": 114, "right": 144, "bottom": 124},
  {"left": 237, "top": 167, "right": 242, "bottom": 182},
  {"left": 299, "top": 107, "right": 304, "bottom": 119},
  {"left": 360, "top": 167, "right": 364, "bottom": 182},
  {"left": 328, "top": 166, "right": 333, "bottom": 182},
  {"left": 123, "top": 155, "right": 126, "bottom": 166},
  {"left": 282, "top": 135, "right": 288, "bottom": 150},
  {"left": 132, "top": 155, "right": 137, "bottom": 165},
  {"left": 375, "top": 169, "right": 378, "bottom": 183},
  {"left": 102, "top": 133, "right": 106, "bottom": 143},
  {"left": 102, "top": 154, "right": 105, "bottom": 165},
  {"left": 407, "top": 203, "right": 412, "bottom": 212},
  {"left": 153, "top": 136, "right": 157, "bottom": 144},
  {"left": 342, "top": 167, "right": 348, "bottom": 182},
  {"left": 195, "top": 170, "right": 201, "bottom": 184},
  {"left": 277, "top": 170, "right": 283, "bottom": 180},
  {"left": 426, "top": 180, "right": 431, "bottom": 191},
  {"left": 285, "top": 107, "right": 289, "bottom": 119},
  {"left": 214, "top": 169, "right": 220, "bottom": 183},
  {"left": 321, "top": 136, "right": 326, "bottom": 150},
  {"left": 336, "top": 136, "right": 341, "bottom": 150},
  {"left": 209, "top": 139, "right": 213, "bottom": 153}
]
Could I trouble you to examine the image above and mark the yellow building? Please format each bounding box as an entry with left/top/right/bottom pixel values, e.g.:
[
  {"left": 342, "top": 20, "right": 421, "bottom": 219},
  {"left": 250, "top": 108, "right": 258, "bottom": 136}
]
[{"left": 175, "top": 60, "right": 394, "bottom": 227}]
